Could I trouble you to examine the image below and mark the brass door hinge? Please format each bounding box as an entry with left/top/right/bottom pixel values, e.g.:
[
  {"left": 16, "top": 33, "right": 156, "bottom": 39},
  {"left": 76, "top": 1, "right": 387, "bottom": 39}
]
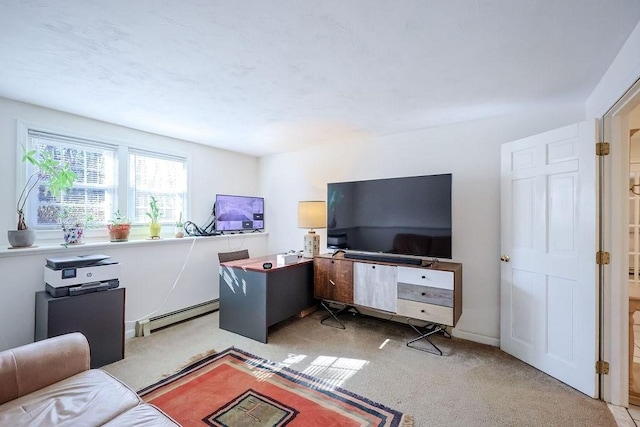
[
  {"left": 596, "top": 251, "right": 610, "bottom": 265},
  {"left": 596, "top": 360, "right": 609, "bottom": 375},
  {"left": 596, "top": 142, "right": 610, "bottom": 156}
]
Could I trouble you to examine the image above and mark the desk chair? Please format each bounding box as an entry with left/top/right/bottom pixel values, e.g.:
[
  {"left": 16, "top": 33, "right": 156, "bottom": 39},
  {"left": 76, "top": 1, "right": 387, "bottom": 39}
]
[{"left": 218, "top": 249, "right": 250, "bottom": 263}]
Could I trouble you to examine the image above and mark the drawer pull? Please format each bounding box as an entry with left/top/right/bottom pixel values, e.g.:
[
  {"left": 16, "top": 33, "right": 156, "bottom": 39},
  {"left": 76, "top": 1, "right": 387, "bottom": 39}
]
[
  {"left": 421, "top": 292, "right": 426, "bottom": 296},
  {"left": 421, "top": 275, "right": 426, "bottom": 279},
  {"left": 421, "top": 309, "right": 425, "bottom": 313},
  {"left": 329, "top": 279, "right": 336, "bottom": 286},
  {"left": 372, "top": 265, "right": 375, "bottom": 269}
]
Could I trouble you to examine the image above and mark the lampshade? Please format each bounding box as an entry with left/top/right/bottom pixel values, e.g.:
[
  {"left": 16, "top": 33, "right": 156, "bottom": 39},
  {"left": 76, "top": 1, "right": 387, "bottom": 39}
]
[
  {"left": 298, "top": 201, "right": 327, "bottom": 229},
  {"left": 298, "top": 201, "right": 326, "bottom": 258}
]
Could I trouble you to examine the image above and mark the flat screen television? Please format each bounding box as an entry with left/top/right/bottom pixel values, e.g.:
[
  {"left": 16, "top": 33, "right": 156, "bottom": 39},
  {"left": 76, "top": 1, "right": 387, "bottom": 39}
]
[
  {"left": 215, "top": 194, "right": 265, "bottom": 232},
  {"left": 327, "top": 174, "right": 452, "bottom": 259}
]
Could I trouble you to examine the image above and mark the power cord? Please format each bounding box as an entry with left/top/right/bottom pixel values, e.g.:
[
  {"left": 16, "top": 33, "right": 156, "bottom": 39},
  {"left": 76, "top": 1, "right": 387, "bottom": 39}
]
[
  {"left": 184, "top": 215, "right": 218, "bottom": 236},
  {"left": 125, "top": 236, "right": 198, "bottom": 325}
]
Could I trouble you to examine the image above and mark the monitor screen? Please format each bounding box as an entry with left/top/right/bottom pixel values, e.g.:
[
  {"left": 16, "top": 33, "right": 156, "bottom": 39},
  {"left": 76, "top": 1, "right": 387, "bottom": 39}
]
[
  {"left": 327, "top": 174, "right": 452, "bottom": 258},
  {"left": 215, "top": 194, "right": 265, "bottom": 232}
]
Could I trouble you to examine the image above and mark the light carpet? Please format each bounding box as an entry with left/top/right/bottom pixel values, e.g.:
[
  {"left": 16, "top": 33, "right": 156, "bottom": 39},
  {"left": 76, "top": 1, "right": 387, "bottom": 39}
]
[{"left": 104, "top": 310, "right": 617, "bottom": 426}]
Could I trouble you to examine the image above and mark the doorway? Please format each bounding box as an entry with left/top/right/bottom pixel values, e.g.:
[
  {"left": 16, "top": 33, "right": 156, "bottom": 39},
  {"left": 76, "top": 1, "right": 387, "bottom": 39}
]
[
  {"left": 627, "top": 112, "right": 640, "bottom": 405},
  {"left": 601, "top": 78, "right": 640, "bottom": 406}
]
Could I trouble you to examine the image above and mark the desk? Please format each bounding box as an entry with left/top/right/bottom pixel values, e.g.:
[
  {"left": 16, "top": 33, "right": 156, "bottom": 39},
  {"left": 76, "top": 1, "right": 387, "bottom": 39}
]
[{"left": 219, "top": 255, "right": 315, "bottom": 343}]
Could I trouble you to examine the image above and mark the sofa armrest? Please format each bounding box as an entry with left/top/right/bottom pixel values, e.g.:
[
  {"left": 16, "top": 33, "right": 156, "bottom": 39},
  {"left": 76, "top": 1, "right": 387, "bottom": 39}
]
[{"left": 0, "top": 332, "right": 90, "bottom": 405}]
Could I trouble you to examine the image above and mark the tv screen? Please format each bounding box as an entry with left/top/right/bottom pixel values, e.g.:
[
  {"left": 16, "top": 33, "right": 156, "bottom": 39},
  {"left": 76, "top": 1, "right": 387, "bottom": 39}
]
[
  {"left": 327, "top": 174, "right": 452, "bottom": 259},
  {"left": 215, "top": 194, "right": 265, "bottom": 232}
]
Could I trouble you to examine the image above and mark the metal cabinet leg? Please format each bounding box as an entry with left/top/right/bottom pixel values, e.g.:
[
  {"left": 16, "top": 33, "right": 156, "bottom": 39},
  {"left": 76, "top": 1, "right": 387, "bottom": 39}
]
[
  {"left": 320, "top": 301, "right": 351, "bottom": 329},
  {"left": 406, "top": 318, "right": 451, "bottom": 356}
]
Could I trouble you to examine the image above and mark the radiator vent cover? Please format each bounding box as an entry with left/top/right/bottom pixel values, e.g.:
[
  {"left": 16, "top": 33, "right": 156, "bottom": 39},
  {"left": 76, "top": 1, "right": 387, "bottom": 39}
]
[{"left": 135, "top": 299, "right": 219, "bottom": 337}]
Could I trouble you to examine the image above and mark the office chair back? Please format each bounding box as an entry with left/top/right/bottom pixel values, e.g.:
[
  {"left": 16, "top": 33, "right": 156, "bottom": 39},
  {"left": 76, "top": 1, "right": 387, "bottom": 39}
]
[{"left": 218, "top": 249, "right": 250, "bottom": 263}]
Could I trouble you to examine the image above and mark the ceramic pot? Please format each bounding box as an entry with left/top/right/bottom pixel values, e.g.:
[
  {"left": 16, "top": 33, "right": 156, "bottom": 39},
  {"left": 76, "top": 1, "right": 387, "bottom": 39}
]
[
  {"left": 63, "top": 227, "right": 84, "bottom": 245},
  {"left": 150, "top": 222, "right": 161, "bottom": 238},
  {"left": 108, "top": 224, "right": 131, "bottom": 242},
  {"left": 8, "top": 229, "right": 36, "bottom": 248}
]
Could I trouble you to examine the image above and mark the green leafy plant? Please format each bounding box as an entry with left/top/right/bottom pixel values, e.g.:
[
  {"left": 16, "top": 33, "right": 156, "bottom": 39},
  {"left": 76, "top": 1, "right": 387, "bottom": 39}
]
[
  {"left": 146, "top": 196, "right": 162, "bottom": 223},
  {"left": 109, "top": 210, "right": 131, "bottom": 226},
  {"left": 176, "top": 212, "right": 183, "bottom": 227},
  {"left": 17, "top": 145, "right": 77, "bottom": 230}
]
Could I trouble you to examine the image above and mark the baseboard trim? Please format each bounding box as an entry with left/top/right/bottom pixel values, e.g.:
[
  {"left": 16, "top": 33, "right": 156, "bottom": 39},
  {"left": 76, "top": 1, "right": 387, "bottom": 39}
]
[{"left": 452, "top": 329, "right": 500, "bottom": 347}]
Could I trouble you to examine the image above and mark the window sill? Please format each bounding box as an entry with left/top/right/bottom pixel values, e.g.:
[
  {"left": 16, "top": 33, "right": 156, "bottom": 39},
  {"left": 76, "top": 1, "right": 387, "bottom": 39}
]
[{"left": 0, "top": 231, "right": 268, "bottom": 258}]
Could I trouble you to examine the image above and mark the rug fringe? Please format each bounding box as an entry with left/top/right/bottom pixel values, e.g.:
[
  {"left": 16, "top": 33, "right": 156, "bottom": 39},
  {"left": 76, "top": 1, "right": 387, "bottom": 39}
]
[{"left": 400, "top": 414, "right": 415, "bottom": 426}]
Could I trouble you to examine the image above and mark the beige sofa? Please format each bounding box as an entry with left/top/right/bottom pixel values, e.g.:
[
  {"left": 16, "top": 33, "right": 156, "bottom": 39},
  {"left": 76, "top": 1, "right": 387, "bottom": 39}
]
[{"left": 0, "top": 332, "right": 178, "bottom": 426}]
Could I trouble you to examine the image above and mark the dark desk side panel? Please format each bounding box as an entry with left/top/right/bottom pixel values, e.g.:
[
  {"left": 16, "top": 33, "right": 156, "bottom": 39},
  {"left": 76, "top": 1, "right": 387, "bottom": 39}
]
[
  {"left": 266, "top": 262, "right": 315, "bottom": 327},
  {"left": 219, "top": 268, "right": 268, "bottom": 343}
]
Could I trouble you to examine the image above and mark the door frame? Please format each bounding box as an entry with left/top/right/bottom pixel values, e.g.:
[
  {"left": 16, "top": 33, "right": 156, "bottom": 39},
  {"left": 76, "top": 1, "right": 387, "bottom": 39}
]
[{"left": 601, "top": 78, "right": 640, "bottom": 406}]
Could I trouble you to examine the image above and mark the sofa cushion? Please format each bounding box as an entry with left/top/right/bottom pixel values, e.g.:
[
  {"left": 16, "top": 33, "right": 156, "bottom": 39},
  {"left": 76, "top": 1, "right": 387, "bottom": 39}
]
[
  {"left": 0, "top": 369, "right": 140, "bottom": 426},
  {"left": 103, "top": 404, "right": 180, "bottom": 426}
]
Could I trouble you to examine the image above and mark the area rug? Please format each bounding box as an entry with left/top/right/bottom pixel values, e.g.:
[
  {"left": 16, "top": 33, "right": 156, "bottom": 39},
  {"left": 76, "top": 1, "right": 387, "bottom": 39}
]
[{"left": 139, "top": 347, "right": 412, "bottom": 426}]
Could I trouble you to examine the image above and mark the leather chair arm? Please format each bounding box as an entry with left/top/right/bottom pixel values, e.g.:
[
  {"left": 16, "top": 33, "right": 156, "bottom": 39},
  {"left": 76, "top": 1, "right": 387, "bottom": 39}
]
[{"left": 0, "top": 332, "right": 90, "bottom": 405}]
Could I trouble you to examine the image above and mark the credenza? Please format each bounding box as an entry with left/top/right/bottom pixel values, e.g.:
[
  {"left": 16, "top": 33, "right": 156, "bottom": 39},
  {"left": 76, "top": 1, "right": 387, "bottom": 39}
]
[{"left": 314, "top": 253, "right": 462, "bottom": 354}]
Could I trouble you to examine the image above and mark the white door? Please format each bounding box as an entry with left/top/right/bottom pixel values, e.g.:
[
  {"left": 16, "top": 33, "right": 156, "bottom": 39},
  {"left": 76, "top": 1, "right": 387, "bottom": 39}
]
[{"left": 500, "top": 121, "right": 597, "bottom": 397}]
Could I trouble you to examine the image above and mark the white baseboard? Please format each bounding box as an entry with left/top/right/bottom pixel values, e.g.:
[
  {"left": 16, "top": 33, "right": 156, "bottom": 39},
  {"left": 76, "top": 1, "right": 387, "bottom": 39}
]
[{"left": 452, "top": 328, "right": 500, "bottom": 347}]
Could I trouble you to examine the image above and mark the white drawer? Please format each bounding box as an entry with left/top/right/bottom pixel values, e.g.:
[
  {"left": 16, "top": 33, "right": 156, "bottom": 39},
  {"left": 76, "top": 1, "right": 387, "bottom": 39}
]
[
  {"left": 397, "top": 266, "right": 453, "bottom": 290},
  {"left": 396, "top": 299, "right": 453, "bottom": 326}
]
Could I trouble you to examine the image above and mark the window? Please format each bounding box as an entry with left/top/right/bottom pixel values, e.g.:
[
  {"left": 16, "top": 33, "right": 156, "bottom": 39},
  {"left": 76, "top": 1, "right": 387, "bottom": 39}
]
[
  {"left": 25, "top": 130, "right": 116, "bottom": 229},
  {"left": 20, "top": 123, "right": 189, "bottom": 233},
  {"left": 129, "top": 150, "right": 187, "bottom": 225}
]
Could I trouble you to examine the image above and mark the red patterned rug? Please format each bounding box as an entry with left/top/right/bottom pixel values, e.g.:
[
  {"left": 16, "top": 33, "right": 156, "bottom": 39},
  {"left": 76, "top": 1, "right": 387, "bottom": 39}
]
[{"left": 139, "top": 347, "right": 412, "bottom": 426}]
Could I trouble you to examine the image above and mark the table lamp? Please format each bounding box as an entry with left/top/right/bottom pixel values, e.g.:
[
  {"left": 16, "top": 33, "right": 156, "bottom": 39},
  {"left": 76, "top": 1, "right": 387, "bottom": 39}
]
[{"left": 298, "top": 201, "right": 326, "bottom": 258}]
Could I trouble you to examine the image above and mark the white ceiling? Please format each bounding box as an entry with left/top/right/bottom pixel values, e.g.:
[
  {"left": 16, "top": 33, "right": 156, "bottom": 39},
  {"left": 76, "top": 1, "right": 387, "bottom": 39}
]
[{"left": 1, "top": 1, "right": 639, "bottom": 157}]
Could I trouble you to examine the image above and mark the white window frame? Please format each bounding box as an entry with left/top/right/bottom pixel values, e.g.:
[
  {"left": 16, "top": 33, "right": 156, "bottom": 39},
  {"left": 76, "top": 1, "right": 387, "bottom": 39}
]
[
  {"left": 16, "top": 120, "right": 190, "bottom": 242},
  {"left": 128, "top": 148, "right": 188, "bottom": 226}
]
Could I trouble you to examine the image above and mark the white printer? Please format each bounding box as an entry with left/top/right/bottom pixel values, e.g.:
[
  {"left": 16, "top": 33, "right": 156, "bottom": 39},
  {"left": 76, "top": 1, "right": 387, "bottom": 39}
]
[{"left": 44, "top": 254, "right": 120, "bottom": 297}]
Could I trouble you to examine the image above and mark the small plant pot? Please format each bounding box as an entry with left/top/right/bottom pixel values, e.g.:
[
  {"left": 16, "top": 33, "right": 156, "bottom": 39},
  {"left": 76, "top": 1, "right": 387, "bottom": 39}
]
[
  {"left": 108, "top": 224, "right": 131, "bottom": 242},
  {"left": 150, "top": 222, "right": 161, "bottom": 238},
  {"left": 8, "top": 229, "right": 36, "bottom": 248},
  {"left": 63, "top": 227, "right": 84, "bottom": 245},
  {"left": 175, "top": 225, "right": 184, "bottom": 238}
]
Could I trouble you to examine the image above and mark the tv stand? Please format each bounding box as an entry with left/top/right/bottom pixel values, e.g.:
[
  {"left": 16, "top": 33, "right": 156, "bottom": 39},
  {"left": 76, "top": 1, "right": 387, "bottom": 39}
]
[
  {"left": 343, "top": 252, "right": 423, "bottom": 266},
  {"left": 313, "top": 253, "right": 462, "bottom": 355}
]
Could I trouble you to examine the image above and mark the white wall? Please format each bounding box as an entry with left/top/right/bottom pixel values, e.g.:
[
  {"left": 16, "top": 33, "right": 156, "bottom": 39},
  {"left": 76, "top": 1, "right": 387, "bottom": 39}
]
[
  {"left": 0, "top": 97, "right": 266, "bottom": 351},
  {"left": 260, "top": 104, "right": 584, "bottom": 344},
  {"left": 587, "top": 20, "right": 640, "bottom": 118},
  {"left": 0, "top": 97, "right": 260, "bottom": 233},
  {"left": 0, "top": 234, "right": 267, "bottom": 351}
]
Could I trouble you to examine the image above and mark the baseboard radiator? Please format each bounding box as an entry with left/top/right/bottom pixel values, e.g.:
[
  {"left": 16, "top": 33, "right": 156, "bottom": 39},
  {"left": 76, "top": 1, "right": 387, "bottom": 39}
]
[{"left": 135, "top": 299, "right": 219, "bottom": 337}]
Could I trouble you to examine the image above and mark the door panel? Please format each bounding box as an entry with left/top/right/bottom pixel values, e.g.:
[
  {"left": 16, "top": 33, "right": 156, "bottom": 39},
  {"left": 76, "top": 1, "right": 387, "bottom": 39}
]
[
  {"left": 501, "top": 121, "right": 597, "bottom": 397},
  {"left": 510, "top": 269, "right": 538, "bottom": 348}
]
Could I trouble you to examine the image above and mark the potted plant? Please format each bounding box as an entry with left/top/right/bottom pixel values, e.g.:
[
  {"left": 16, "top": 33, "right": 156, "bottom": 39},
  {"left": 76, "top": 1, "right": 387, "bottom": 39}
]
[
  {"left": 146, "top": 196, "right": 162, "bottom": 238},
  {"left": 175, "top": 212, "right": 184, "bottom": 238},
  {"left": 107, "top": 210, "right": 131, "bottom": 242},
  {"left": 9, "top": 145, "right": 77, "bottom": 248},
  {"left": 59, "top": 208, "right": 94, "bottom": 245}
]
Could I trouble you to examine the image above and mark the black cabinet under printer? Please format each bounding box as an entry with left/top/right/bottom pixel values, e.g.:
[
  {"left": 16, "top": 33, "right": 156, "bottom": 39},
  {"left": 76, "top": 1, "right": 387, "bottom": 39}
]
[{"left": 35, "top": 288, "right": 125, "bottom": 368}]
